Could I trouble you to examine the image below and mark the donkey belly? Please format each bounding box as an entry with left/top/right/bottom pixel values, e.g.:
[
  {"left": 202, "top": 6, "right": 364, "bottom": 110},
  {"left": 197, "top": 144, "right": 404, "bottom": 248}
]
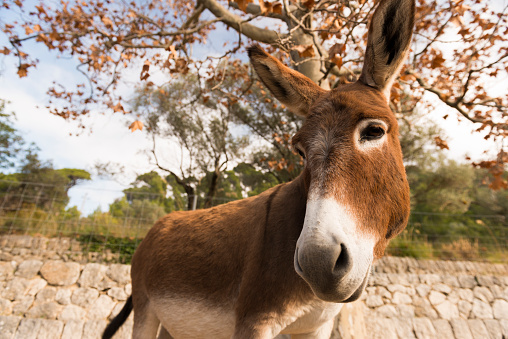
[{"left": 151, "top": 296, "right": 235, "bottom": 339}]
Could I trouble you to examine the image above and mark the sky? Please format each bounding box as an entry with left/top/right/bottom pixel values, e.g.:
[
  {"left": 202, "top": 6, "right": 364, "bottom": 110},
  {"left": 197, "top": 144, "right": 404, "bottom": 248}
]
[{"left": 0, "top": 2, "right": 504, "bottom": 215}]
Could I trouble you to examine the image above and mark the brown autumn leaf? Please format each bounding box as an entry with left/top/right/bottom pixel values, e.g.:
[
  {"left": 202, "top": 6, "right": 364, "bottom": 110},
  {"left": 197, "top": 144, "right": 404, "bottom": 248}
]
[
  {"left": 129, "top": 120, "right": 144, "bottom": 132},
  {"left": 17, "top": 63, "right": 30, "bottom": 77},
  {"left": 434, "top": 136, "right": 449, "bottom": 150},
  {"left": 292, "top": 44, "right": 315, "bottom": 58},
  {"left": 272, "top": 3, "right": 282, "bottom": 15},
  {"left": 303, "top": 0, "right": 315, "bottom": 10},
  {"left": 0, "top": 47, "right": 10, "bottom": 55},
  {"left": 235, "top": 0, "right": 253, "bottom": 12},
  {"left": 140, "top": 60, "right": 150, "bottom": 80},
  {"left": 25, "top": 26, "right": 34, "bottom": 35},
  {"left": 112, "top": 102, "right": 124, "bottom": 112},
  {"left": 431, "top": 54, "right": 446, "bottom": 69}
]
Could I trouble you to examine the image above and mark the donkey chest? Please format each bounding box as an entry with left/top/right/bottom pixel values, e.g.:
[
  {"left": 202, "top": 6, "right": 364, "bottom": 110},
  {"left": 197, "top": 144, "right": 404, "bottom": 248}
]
[{"left": 279, "top": 301, "right": 343, "bottom": 335}]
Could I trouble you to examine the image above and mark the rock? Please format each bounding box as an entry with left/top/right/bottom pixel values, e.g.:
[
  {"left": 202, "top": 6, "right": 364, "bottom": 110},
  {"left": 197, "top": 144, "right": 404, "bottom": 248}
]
[
  {"left": 37, "top": 319, "right": 64, "bottom": 339},
  {"left": 458, "top": 288, "right": 475, "bottom": 302},
  {"left": 82, "top": 319, "right": 107, "bottom": 339},
  {"left": 483, "top": 319, "right": 504, "bottom": 339},
  {"left": 501, "top": 319, "right": 508, "bottom": 337},
  {"left": 0, "top": 298, "right": 12, "bottom": 315},
  {"left": 493, "top": 299, "right": 508, "bottom": 319},
  {"left": 392, "top": 292, "right": 412, "bottom": 304},
  {"left": 78, "top": 263, "right": 108, "bottom": 288},
  {"left": 107, "top": 287, "right": 128, "bottom": 301},
  {"left": 413, "top": 297, "right": 438, "bottom": 318},
  {"left": 387, "top": 284, "right": 406, "bottom": 293},
  {"left": 419, "top": 274, "right": 441, "bottom": 285},
  {"left": 0, "top": 252, "right": 14, "bottom": 261},
  {"left": 12, "top": 296, "right": 34, "bottom": 316},
  {"left": 125, "top": 283, "right": 132, "bottom": 296},
  {"left": 468, "top": 319, "right": 491, "bottom": 339},
  {"left": 413, "top": 317, "right": 436, "bottom": 339},
  {"left": 450, "top": 318, "right": 473, "bottom": 339},
  {"left": 106, "top": 264, "right": 130, "bottom": 285},
  {"left": 370, "top": 273, "right": 390, "bottom": 286},
  {"left": 87, "top": 295, "right": 116, "bottom": 319},
  {"left": 14, "top": 318, "right": 42, "bottom": 339},
  {"left": 458, "top": 300, "right": 473, "bottom": 318},
  {"left": 365, "top": 295, "right": 384, "bottom": 308},
  {"left": 474, "top": 286, "right": 494, "bottom": 303},
  {"left": 26, "top": 278, "right": 47, "bottom": 296},
  {"left": 71, "top": 288, "right": 99, "bottom": 309},
  {"left": 55, "top": 289, "right": 72, "bottom": 305},
  {"left": 59, "top": 304, "right": 87, "bottom": 321},
  {"left": 471, "top": 298, "right": 494, "bottom": 319},
  {"left": 364, "top": 317, "right": 397, "bottom": 339},
  {"left": 27, "top": 301, "right": 63, "bottom": 320},
  {"left": 416, "top": 284, "right": 431, "bottom": 297},
  {"left": 458, "top": 275, "right": 477, "bottom": 289},
  {"left": 476, "top": 275, "right": 494, "bottom": 287},
  {"left": 35, "top": 286, "right": 57, "bottom": 304},
  {"left": 433, "top": 283, "right": 452, "bottom": 294},
  {"left": 442, "top": 275, "right": 459, "bottom": 288},
  {"left": 2, "top": 277, "right": 29, "bottom": 301},
  {"left": 40, "top": 260, "right": 80, "bottom": 286},
  {"left": 490, "top": 285, "right": 507, "bottom": 301},
  {"left": 435, "top": 300, "right": 459, "bottom": 320},
  {"left": 0, "top": 262, "right": 15, "bottom": 281},
  {"left": 431, "top": 319, "right": 455, "bottom": 339},
  {"left": 398, "top": 304, "right": 415, "bottom": 318},
  {"left": 429, "top": 291, "right": 446, "bottom": 306},
  {"left": 447, "top": 290, "right": 460, "bottom": 304},
  {"left": 0, "top": 315, "right": 21, "bottom": 337},
  {"left": 376, "top": 305, "right": 397, "bottom": 318},
  {"left": 15, "top": 260, "right": 43, "bottom": 279},
  {"left": 334, "top": 302, "right": 365, "bottom": 339},
  {"left": 61, "top": 319, "right": 84, "bottom": 339},
  {"left": 393, "top": 318, "right": 416, "bottom": 338}
]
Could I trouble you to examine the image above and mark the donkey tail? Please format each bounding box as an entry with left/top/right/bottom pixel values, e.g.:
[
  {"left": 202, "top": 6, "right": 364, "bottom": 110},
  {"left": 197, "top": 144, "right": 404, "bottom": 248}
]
[{"left": 102, "top": 295, "right": 133, "bottom": 339}]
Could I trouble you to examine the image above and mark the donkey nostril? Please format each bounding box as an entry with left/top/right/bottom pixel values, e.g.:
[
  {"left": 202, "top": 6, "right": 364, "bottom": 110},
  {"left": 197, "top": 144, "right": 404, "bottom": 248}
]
[{"left": 333, "top": 244, "right": 352, "bottom": 277}]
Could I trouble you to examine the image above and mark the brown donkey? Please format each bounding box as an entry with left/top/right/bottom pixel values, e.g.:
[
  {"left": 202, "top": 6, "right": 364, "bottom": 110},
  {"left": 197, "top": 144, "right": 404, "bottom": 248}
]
[{"left": 103, "top": 0, "right": 414, "bottom": 337}]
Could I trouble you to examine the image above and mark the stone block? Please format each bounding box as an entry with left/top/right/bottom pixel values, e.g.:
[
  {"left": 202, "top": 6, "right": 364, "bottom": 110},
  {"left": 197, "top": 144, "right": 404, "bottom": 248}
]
[
  {"left": 108, "top": 287, "right": 128, "bottom": 301},
  {"left": 431, "top": 319, "right": 454, "bottom": 339},
  {"left": 0, "top": 298, "right": 12, "bottom": 316},
  {"left": 493, "top": 299, "right": 508, "bottom": 320},
  {"left": 37, "top": 319, "right": 64, "bottom": 339},
  {"left": 467, "top": 319, "right": 490, "bottom": 339},
  {"left": 40, "top": 260, "right": 80, "bottom": 286},
  {"left": 2, "top": 277, "right": 29, "bottom": 301},
  {"left": 429, "top": 291, "right": 446, "bottom": 306},
  {"left": 435, "top": 300, "right": 459, "bottom": 320},
  {"left": 474, "top": 286, "right": 494, "bottom": 303},
  {"left": 0, "top": 315, "right": 21, "bottom": 338},
  {"left": 34, "top": 286, "right": 57, "bottom": 304},
  {"left": 26, "top": 278, "right": 47, "bottom": 297},
  {"left": 364, "top": 317, "right": 397, "bottom": 339},
  {"left": 483, "top": 319, "right": 503, "bottom": 339},
  {"left": 59, "top": 304, "right": 87, "bottom": 321},
  {"left": 71, "top": 287, "right": 99, "bottom": 309},
  {"left": 14, "top": 318, "right": 41, "bottom": 339},
  {"left": 471, "top": 298, "right": 494, "bottom": 319},
  {"left": 393, "top": 318, "right": 416, "bottom": 338},
  {"left": 106, "top": 264, "right": 131, "bottom": 285},
  {"left": 0, "top": 262, "right": 15, "bottom": 281},
  {"left": 78, "top": 263, "right": 108, "bottom": 288},
  {"left": 413, "top": 297, "right": 438, "bottom": 319},
  {"left": 416, "top": 284, "right": 431, "bottom": 298},
  {"left": 14, "top": 260, "right": 42, "bottom": 279},
  {"left": 82, "top": 319, "right": 107, "bottom": 339},
  {"left": 27, "top": 301, "right": 63, "bottom": 320},
  {"left": 11, "top": 296, "right": 34, "bottom": 316},
  {"left": 61, "top": 319, "right": 84, "bottom": 339},
  {"left": 376, "top": 305, "right": 397, "bottom": 318},
  {"left": 458, "top": 275, "right": 477, "bottom": 289},
  {"left": 458, "top": 300, "right": 472, "bottom": 319},
  {"left": 398, "top": 304, "right": 415, "bottom": 318},
  {"left": 365, "top": 295, "right": 383, "bottom": 308},
  {"left": 55, "top": 289, "right": 72, "bottom": 305},
  {"left": 413, "top": 317, "right": 436, "bottom": 339},
  {"left": 450, "top": 318, "right": 473, "bottom": 339},
  {"left": 392, "top": 292, "right": 412, "bottom": 305},
  {"left": 87, "top": 295, "right": 116, "bottom": 320},
  {"left": 433, "top": 283, "right": 452, "bottom": 294}
]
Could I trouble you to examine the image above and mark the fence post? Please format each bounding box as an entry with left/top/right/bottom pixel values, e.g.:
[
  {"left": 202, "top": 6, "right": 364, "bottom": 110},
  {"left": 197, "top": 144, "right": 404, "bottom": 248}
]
[{"left": 192, "top": 195, "right": 198, "bottom": 211}]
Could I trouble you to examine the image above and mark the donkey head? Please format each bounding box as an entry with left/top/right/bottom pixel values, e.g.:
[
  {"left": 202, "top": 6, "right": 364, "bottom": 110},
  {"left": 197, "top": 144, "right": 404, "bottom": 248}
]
[{"left": 248, "top": 0, "right": 414, "bottom": 303}]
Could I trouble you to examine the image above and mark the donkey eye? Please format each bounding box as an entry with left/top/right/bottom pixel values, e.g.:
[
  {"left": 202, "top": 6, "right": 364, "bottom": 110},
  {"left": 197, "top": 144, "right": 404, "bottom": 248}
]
[
  {"left": 296, "top": 147, "right": 306, "bottom": 159},
  {"left": 360, "top": 125, "right": 385, "bottom": 142}
]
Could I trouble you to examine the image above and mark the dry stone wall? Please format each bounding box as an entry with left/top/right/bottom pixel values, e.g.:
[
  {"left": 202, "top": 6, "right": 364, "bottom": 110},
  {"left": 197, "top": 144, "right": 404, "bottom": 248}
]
[{"left": 0, "top": 235, "right": 507, "bottom": 339}]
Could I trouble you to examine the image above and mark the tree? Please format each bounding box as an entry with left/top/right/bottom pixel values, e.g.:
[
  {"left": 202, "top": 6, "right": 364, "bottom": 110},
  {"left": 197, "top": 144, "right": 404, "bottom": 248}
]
[
  {"left": 1, "top": 0, "right": 506, "bottom": 185},
  {"left": 132, "top": 73, "right": 248, "bottom": 209},
  {"left": 0, "top": 99, "right": 36, "bottom": 169}
]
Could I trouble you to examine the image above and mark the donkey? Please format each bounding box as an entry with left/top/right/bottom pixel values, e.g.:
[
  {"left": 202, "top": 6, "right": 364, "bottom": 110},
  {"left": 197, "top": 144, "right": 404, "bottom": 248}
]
[{"left": 103, "top": 0, "right": 414, "bottom": 337}]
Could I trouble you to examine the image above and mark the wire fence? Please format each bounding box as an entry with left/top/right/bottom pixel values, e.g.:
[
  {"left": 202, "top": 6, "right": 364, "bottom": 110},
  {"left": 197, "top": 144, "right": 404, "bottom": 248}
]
[{"left": 0, "top": 180, "right": 506, "bottom": 263}]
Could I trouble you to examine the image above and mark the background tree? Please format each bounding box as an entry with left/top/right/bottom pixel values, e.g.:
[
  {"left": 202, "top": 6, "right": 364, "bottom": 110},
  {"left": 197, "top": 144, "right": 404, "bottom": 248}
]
[
  {"left": 1, "top": 0, "right": 506, "bottom": 186},
  {"left": 132, "top": 73, "right": 248, "bottom": 209}
]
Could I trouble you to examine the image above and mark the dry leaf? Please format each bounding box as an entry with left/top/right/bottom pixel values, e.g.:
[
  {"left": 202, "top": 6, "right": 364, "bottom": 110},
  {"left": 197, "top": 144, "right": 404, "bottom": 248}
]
[
  {"left": 129, "top": 120, "right": 143, "bottom": 132},
  {"left": 140, "top": 60, "right": 150, "bottom": 80},
  {"left": 292, "top": 44, "right": 315, "bottom": 58},
  {"left": 434, "top": 136, "right": 449, "bottom": 150}
]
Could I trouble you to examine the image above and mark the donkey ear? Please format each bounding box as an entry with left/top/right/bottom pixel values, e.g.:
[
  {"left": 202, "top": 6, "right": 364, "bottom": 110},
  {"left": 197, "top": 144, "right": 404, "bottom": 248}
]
[
  {"left": 359, "top": 0, "right": 415, "bottom": 100},
  {"left": 248, "top": 45, "right": 326, "bottom": 117}
]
